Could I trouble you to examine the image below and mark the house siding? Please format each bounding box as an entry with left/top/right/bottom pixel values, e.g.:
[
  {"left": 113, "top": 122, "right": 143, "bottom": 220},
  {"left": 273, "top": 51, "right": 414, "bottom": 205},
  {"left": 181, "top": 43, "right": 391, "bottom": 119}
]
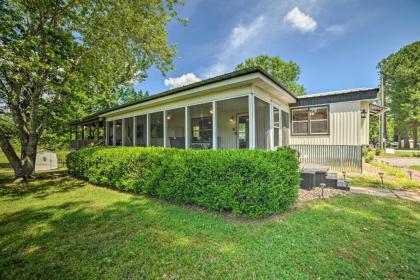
[{"left": 289, "top": 100, "right": 364, "bottom": 146}]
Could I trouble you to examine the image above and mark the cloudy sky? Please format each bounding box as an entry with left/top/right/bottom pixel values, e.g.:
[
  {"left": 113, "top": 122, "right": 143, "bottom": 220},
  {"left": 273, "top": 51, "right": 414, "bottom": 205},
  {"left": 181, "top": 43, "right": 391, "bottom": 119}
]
[{"left": 137, "top": 0, "right": 420, "bottom": 95}]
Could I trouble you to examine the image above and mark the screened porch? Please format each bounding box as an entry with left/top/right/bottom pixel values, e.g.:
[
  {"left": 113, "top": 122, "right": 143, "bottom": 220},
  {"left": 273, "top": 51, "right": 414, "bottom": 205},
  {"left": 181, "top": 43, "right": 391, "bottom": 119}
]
[{"left": 105, "top": 95, "right": 290, "bottom": 150}]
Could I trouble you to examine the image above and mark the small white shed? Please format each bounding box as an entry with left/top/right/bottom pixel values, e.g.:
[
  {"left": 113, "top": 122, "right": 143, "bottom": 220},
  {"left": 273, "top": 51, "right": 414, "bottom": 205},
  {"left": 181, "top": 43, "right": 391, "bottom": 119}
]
[{"left": 35, "top": 149, "right": 58, "bottom": 171}]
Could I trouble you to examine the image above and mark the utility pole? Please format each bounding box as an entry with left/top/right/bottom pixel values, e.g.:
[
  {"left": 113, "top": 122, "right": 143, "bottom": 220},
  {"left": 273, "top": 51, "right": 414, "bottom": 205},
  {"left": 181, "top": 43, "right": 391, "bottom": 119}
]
[{"left": 379, "top": 77, "right": 385, "bottom": 149}]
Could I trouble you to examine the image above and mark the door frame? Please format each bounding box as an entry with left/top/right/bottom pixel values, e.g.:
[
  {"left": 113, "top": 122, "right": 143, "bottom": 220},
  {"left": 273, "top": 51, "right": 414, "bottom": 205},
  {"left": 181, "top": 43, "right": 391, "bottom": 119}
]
[{"left": 236, "top": 113, "right": 249, "bottom": 149}]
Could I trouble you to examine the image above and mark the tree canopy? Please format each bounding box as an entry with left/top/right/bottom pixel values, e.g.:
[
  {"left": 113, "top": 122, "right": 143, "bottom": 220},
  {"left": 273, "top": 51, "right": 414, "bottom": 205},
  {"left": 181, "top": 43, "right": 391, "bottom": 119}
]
[
  {"left": 0, "top": 0, "right": 184, "bottom": 178},
  {"left": 235, "top": 55, "right": 306, "bottom": 96},
  {"left": 378, "top": 41, "right": 420, "bottom": 148}
]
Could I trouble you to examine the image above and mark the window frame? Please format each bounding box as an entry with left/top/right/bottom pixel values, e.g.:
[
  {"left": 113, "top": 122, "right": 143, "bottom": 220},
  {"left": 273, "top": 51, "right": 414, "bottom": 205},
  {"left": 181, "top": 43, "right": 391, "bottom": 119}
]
[{"left": 291, "top": 105, "right": 329, "bottom": 136}]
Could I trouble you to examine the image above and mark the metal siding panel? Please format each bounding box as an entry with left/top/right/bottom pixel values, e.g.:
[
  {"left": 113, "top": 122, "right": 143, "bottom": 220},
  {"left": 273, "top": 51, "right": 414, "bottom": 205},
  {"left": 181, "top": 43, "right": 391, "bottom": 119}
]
[{"left": 291, "top": 144, "right": 362, "bottom": 172}]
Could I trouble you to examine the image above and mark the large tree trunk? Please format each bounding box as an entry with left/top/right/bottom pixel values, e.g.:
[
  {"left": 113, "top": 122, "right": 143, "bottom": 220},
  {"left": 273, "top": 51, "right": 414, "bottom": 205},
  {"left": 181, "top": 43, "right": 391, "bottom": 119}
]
[
  {"left": 0, "top": 133, "right": 38, "bottom": 180},
  {"left": 413, "top": 125, "right": 418, "bottom": 149}
]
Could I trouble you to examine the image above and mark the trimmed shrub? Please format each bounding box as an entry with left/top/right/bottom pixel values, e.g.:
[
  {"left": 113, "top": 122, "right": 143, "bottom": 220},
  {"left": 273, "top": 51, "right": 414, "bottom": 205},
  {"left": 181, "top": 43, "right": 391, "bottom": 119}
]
[{"left": 67, "top": 146, "right": 300, "bottom": 218}]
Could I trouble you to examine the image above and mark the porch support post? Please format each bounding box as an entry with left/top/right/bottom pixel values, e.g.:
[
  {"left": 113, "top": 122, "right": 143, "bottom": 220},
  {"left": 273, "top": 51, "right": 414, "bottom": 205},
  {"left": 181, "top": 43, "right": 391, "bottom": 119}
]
[
  {"left": 163, "top": 110, "right": 168, "bottom": 147},
  {"left": 212, "top": 101, "right": 217, "bottom": 150},
  {"left": 269, "top": 101, "right": 274, "bottom": 150},
  {"left": 185, "top": 106, "right": 189, "bottom": 149},
  {"left": 146, "top": 114, "right": 150, "bottom": 147},
  {"left": 113, "top": 120, "right": 116, "bottom": 146},
  {"left": 248, "top": 94, "right": 255, "bottom": 149},
  {"left": 122, "top": 119, "right": 126, "bottom": 146},
  {"left": 133, "top": 116, "right": 137, "bottom": 146}
]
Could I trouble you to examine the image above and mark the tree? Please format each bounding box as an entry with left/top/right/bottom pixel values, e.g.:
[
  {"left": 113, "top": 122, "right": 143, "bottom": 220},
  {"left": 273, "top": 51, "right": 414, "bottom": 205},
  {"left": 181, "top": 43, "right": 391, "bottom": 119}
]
[
  {"left": 117, "top": 86, "right": 149, "bottom": 105},
  {"left": 235, "top": 55, "right": 306, "bottom": 95},
  {"left": 378, "top": 41, "right": 420, "bottom": 148},
  {"left": 0, "top": 0, "right": 184, "bottom": 179}
]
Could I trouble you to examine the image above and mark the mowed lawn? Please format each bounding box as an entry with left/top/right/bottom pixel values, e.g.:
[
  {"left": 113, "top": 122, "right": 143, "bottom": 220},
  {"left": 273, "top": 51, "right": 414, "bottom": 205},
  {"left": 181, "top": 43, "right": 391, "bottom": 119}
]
[{"left": 0, "top": 164, "right": 419, "bottom": 278}]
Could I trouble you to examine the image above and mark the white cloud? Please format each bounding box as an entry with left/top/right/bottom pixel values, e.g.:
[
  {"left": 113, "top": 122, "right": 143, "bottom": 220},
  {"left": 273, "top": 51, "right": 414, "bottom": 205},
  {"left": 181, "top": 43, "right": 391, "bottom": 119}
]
[
  {"left": 164, "top": 73, "right": 201, "bottom": 89},
  {"left": 202, "top": 16, "right": 266, "bottom": 78},
  {"left": 284, "top": 7, "right": 317, "bottom": 32},
  {"left": 202, "top": 62, "right": 229, "bottom": 79},
  {"left": 229, "top": 16, "right": 266, "bottom": 49},
  {"left": 325, "top": 24, "right": 345, "bottom": 34}
]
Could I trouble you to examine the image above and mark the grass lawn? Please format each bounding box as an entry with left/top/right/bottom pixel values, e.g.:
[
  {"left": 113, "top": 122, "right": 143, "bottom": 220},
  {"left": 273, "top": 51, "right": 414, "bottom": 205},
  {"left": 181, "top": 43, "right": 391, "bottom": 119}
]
[
  {"left": 1, "top": 171, "right": 419, "bottom": 279},
  {"left": 348, "top": 160, "right": 420, "bottom": 190},
  {"left": 409, "top": 165, "right": 420, "bottom": 171},
  {"left": 378, "top": 150, "right": 420, "bottom": 158}
]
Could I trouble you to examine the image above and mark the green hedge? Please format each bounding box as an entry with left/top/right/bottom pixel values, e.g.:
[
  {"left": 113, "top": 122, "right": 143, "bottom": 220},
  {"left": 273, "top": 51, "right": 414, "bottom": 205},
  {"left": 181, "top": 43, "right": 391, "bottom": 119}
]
[{"left": 67, "top": 147, "right": 300, "bottom": 217}]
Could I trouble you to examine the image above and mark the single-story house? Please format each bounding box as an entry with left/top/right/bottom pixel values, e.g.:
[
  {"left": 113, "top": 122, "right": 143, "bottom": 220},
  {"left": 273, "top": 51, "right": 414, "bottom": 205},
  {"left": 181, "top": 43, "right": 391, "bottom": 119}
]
[{"left": 69, "top": 67, "right": 387, "bottom": 172}]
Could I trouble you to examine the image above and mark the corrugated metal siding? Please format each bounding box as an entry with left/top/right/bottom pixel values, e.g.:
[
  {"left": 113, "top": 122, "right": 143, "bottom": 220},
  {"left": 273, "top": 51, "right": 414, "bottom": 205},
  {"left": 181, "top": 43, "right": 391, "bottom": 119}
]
[
  {"left": 289, "top": 101, "right": 361, "bottom": 145},
  {"left": 291, "top": 145, "right": 363, "bottom": 173}
]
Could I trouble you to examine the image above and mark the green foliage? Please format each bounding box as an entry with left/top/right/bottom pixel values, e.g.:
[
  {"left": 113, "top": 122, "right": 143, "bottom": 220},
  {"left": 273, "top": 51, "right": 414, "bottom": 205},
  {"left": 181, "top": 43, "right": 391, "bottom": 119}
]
[
  {"left": 375, "top": 148, "right": 382, "bottom": 156},
  {"left": 67, "top": 147, "right": 300, "bottom": 217},
  {"left": 0, "top": 0, "right": 185, "bottom": 176},
  {"left": 365, "top": 154, "right": 374, "bottom": 163},
  {"left": 116, "top": 85, "right": 149, "bottom": 105},
  {"left": 235, "top": 55, "right": 306, "bottom": 96},
  {"left": 378, "top": 41, "right": 420, "bottom": 144}
]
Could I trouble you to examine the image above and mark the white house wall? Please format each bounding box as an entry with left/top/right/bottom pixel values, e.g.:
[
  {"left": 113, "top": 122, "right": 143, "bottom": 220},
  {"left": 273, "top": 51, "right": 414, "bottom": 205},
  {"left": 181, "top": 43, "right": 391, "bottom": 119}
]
[
  {"left": 290, "top": 100, "right": 363, "bottom": 145},
  {"left": 360, "top": 101, "right": 370, "bottom": 145}
]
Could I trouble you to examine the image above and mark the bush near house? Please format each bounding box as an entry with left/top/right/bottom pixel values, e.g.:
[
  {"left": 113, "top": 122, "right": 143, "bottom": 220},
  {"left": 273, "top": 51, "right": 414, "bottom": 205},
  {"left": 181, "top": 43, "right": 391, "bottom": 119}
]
[{"left": 67, "top": 146, "right": 300, "bottom": 218}]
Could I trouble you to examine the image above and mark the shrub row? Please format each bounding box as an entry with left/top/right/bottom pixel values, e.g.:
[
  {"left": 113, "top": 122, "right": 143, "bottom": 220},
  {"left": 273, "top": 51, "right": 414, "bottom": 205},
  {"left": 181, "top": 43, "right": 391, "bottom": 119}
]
[{"left": 67, "top": 146, "right": 300, "bottom": 217}]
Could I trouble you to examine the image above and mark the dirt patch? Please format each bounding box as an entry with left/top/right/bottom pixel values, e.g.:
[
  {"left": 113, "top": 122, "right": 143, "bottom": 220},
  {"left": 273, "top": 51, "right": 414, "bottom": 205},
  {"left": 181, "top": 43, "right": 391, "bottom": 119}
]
[{"left": 298, "top": 187, "right": 349, "bottom": 202}]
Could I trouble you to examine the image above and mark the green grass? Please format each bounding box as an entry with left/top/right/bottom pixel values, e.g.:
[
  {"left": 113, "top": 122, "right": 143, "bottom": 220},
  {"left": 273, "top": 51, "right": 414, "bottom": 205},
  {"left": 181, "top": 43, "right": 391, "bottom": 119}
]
[
  {"left": 350, "top": 159, "right": 420, "bottom": 190},
  {"left": 348, "top": 174, "right": 420, "bottom": 190},
  {"left": 409, "top": 165, "right": 420, "bottom": 171},
  {"left": 370, "top": 160, "right": 408, "bottom": 178},
  {"left": 378, "top": 150, "right": 420, "bottom": 158},
  {"left": 1, "top": 174, "right": 419, "bottom": 279}
]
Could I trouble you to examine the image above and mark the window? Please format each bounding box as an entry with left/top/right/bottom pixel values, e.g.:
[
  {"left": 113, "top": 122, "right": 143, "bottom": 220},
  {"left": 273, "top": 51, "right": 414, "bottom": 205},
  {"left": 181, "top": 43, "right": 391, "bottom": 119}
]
[{"left": 291, "top": 106, "right": 328, "bottom": 135}]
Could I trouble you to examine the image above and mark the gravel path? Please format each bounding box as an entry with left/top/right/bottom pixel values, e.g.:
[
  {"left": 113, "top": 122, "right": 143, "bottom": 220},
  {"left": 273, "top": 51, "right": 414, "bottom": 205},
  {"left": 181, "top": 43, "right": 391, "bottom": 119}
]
[
  {"left": 350, "top": 186, "right": 420, "bottom": 202},
  {"left": 298, "top": 186, "right": 420, "bottom": 203}
]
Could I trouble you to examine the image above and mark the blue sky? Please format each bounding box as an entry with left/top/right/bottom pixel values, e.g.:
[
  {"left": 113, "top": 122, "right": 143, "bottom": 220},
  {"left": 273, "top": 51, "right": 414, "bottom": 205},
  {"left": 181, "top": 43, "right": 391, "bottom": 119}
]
[{"left": 137, "top": 0, "right": 420, "bottom": 95}]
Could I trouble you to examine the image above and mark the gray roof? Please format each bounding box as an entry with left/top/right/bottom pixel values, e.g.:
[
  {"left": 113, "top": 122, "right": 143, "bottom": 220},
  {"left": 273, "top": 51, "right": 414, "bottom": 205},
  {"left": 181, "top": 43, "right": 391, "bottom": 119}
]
[
  {"left": 293, "top": 87, "right": 379, "bottom": 107},
  {"left": 69, "top": 67, "right": 296, "bottom": 125},
  {"left": 299, "top": 88, "right": 378, "bottom": 98}
]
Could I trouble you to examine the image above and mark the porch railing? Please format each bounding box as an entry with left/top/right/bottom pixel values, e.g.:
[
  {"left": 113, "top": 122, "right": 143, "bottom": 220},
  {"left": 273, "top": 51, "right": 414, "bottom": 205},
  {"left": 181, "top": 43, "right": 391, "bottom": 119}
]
[{"left": 290, "top": 145, "right": 363, "bottom": 173}]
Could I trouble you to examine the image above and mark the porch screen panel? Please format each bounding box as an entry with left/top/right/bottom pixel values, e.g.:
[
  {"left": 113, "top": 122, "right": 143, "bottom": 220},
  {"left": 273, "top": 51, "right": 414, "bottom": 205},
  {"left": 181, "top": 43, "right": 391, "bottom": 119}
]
[
  {"left": 281, "top": 111, "right": 290, "bottom": 146},
  {"left": 135, "top": 115, "right": 147, "bottom": 146},
  {"left": 189, "top": 103, "right": 213, "bottom": 149},
  {"left": 115, "top": 119, "right": 122, "bottom": 146},
  {"left": 123, "top": 118, "right": 134, "bottom": 146},
  {"left": 216, "top": 96, "right": 249, "bottom": 149},
  {"left": 166, "top": 108, "right": 185, "bottom": 148},
  {"left": 106, "top": 121, "right": 113, "bottom": 145},
  {"left": 255, "top": 98, "right": 270, "bottom": 149},
  {"left": 150, "top": 112, "right": 164, "bottom": 147},
  {"left": 273, "top": 107, "right": 280, "bottom": 148}
]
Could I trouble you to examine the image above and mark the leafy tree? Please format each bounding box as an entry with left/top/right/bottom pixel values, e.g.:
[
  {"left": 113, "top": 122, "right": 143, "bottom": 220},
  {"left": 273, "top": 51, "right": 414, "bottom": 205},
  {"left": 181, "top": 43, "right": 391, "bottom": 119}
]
[
  {"left": 117, "top": 86, "right": 149, "bottom": 105},
  {"left": 378, "top": 41, "right": 420, "bottom": 148},
  {"left": 235, "top": 55, "right": 306, "bottom": 95},
  {"left": 0, "top": 0, "right": 184, "bottom": 179}
]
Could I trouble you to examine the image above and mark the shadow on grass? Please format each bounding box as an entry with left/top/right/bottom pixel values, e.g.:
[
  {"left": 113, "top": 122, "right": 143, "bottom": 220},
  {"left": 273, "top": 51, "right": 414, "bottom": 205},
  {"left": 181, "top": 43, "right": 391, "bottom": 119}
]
[
  {"left": 0, "top": 177, "right": 419, "bottom": 279},
  {"left": 0, "top": 174, "right": 83, "bottom": 201}
]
